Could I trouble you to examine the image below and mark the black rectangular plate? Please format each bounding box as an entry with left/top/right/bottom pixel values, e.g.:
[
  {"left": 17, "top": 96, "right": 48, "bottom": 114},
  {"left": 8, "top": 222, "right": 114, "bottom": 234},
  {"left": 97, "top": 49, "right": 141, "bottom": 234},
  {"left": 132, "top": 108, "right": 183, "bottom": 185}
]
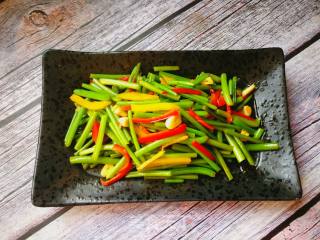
[{"left": 32, "top": 49, "right": 302, "bottom": 207}]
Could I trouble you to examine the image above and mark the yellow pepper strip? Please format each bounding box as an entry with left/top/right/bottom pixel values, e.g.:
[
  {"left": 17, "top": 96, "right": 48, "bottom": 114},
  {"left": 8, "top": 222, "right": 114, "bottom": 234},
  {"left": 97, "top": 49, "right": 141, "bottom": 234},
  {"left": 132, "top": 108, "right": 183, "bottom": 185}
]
[
  {"left": 100, "top": 164, "right": 113, "bottom": 177},
  {"left": 117, "top": 92, "right": 159, "bottom": 101},
  {"left": 131, "top": 102, "right": 179, "bottom": 112},
  {"left": 137, "top": 150, "right": 165, "bottom": 171},
  {"left": 201, "top": 77, "right": 214, "bottom": 85},
  {"left": 161, "top": 134, "right": 188, "bottom": 149},
  {"left": 70, "top": 94, "right": 110, "bottom": 110},
  {"left": 140, "top": 157, "right": 192, "bottom": 170}
]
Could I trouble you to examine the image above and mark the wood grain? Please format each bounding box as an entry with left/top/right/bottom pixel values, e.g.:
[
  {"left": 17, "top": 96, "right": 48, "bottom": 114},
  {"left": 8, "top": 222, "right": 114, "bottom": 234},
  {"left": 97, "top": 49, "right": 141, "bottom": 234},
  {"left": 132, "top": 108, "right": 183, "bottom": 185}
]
[
  {"left": 1, "top": 0, "right": 320, "bottom": 123},
  {"left": 24, "top": 40, "right": 320, "bottom": 240},
  {"left": 271, "top": 201, "right": 320, "bottom": 240},
  {"left": 130, "top": 0, "right": 320, "bottom": 51},
  {"left": 0, "top": 0, "right": 195, "bottom": 122},
  {"left": 0, "top": 0, "right": 194, "bottom": 79},
  {"left": 0, "top": 0, "right": 319, "bottom": 239}
]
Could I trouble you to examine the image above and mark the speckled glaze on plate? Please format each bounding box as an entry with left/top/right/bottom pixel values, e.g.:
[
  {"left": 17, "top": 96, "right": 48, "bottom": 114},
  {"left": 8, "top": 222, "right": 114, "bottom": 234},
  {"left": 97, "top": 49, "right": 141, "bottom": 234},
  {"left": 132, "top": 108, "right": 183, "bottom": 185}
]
[{"left": 32, "top": 49, "right": 302, "bottom": 207}]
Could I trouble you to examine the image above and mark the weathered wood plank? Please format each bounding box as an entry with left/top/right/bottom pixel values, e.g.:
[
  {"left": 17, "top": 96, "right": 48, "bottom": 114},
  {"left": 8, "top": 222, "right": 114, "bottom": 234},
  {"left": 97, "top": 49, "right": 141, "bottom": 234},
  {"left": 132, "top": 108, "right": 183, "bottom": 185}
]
[
  {"left": 0, "top": 0, "right": 195, "bottom": 121},
  {"left": 1, "top": 0, "right": 320, "bottom": 123},
  {"left": 0, "top": 1, "right": 198, "bottom": 239},
  {"left": 24, "top": 41, "right": 320, "bottom": 240},
  {"left": 271, "top": 201, "right": 320, "bottom": 240},
  {"left": 147, "top": 39, "right": 320, "bottom": 240},
  {"left": 130, "top": 0, "right": 320, "bottom": 51},
  {"left": 1, "top": 1, "right": 319, "bottom": 239},
  {"left": 0, "top": 0, "right": 194, "bottom": 79},
  {"left": 0, "top": 181, "right": 63, "bottom": 240}
]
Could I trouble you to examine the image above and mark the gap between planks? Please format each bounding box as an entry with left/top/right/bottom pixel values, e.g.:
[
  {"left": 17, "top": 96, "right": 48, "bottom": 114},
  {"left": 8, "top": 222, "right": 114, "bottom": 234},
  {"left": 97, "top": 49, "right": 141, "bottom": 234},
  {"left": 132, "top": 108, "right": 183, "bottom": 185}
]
[
  {"left": 262, "top": 193, "right": 320, "bottom": 240},
  {"left": 0, "top": 0, "right": 318, "bottom": 238},
  {"left": 20, "top": 38, "right": 320, "bottom": 240},
  {"left": 0, "top": 0, "right": 203, "bottom": 128}
]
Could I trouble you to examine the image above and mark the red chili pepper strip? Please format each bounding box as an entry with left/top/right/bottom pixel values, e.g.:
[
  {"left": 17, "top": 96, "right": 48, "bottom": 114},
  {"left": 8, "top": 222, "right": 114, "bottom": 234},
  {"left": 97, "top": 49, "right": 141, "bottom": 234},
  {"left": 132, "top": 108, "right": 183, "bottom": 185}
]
[
  {"left": 120, "top": 105, "right": 131, "bottom": 111},
  {"left": 112, "top": 144, "right": 130, "bottom": 159},
  {"left": 92, "top": 121, "right": 100, "bottom": 143},
  {"left": 119, "top": 76, "right": 129, "bottom": 81},
  {"left": 100, "top": 160, "right": 132, "bottom": 186},
  {"left": 188, "top": 109, "right": 214, "bottom": 131},
  {"left": 100, "top": 144, "right": 132, "bottom": 186},
  {"left": 133, "top": 110, "right": 179, "bottom": 124},
  {"left": 191, "top": 141, "right": 215, "bottom": 161},
  {"left": 210, "top": 90, "right": 219, "bottom": 106},
  {"left": 231, "top": 111, "right": 255, "bottom": 121},
  {"left": 138, "top": 124, "right": 187, "bottom": 144},
  {"left": 172, "top": 88, "right": 202, "bottom": 95},
  {"left": 217, "top": 94, "right": 226, "bottom": 107},
  {"left": 226, "top": 105, "right": 233, "bottom": 123}
]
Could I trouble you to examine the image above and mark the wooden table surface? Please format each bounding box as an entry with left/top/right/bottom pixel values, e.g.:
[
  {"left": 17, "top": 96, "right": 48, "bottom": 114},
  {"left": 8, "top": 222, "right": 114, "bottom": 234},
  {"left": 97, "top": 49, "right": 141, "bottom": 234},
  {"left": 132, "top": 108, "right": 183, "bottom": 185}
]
[{"left": 0, "top": 0, "right": 319, "bottom": 239}]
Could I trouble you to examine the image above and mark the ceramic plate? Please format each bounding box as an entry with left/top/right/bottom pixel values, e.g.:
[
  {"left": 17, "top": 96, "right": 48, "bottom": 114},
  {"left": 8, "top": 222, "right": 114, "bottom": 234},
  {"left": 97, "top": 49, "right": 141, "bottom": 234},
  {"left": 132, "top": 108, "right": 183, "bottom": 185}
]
[{"left": 32, "top": 49, "right": 301, "bottom": 206}]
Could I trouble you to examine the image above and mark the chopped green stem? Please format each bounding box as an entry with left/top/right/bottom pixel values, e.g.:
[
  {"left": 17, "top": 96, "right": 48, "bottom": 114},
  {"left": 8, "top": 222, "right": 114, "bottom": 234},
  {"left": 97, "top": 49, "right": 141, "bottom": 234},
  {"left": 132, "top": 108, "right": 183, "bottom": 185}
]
[
  {"left": 73, "top": 89, "right": 110, "bottom": 101},
  {"left": 123, "top": 145, "right": 141, "bottom": 166},
  {"left": 64, "top": 107, "right": 86, "bottom": 147},
  {"left": 75, "top": 139, "right": 93, "bottom": 155},
  {"left": 181, "top": 94, "right": 217, "bottom": 111},
  {"left": 224, "top": 133, "right": 245, "bottom": 163},
  {"left": 126, "top": 170, "right": 172, "bottom": 178},
  {"left": 123, "top": 128, "right": 132, "bottom": 142},
  {"left": 92, "top": 79, "right": 117, "bottom": 98},
  {"left": 232, "top": 117, "right": 256, "bottom": 135},
  {"left": 245, "top": 143, "right": 280, "bottom": 151},
  {"left": 149, "top": 80, "right": 178, "bottom": 96},
  {"left": 194, "top": 111, "right": 209, "bottom": 117},
  {"left": 171, "top": 144, "right": 193, "bottom": 152},
  {"left": 163, "top": 153, "right": 197, "bottom": 158},
  {"left": 254, "top": 128, "right": 265, "bottom": 139},
  {"left": 213, "top": 148, "right": 233, "bottom": 181},
  {"left": 153, "top": 66, "right": 180, "bottom": 72},
  {"left": 207, "top": 139, "right": 233, "bottom": 151},
  {"left": 180, "top": 108, "right": 213, "bottom": 138},
  {"left": 69, "top": 156, "right": 120, "bottom": 165},
  {"left": 106, "top": 157, "right": 126, "bottom": 179},
  {"left": 193, "top": 72, "right": 209, "bottom": 85},
  {"left": 183, "top": 136, "right": 208, "bottom": 145},
  {"left": 221, "top": 73, "right": 234, "bottom": 106},
  {"left": 129, "top": 63, "right": 141, "bottom": 83},
  {"left": 170, "top": 100, "right": 193, "bottom": 109},
  {"left": 128, "top": 110, "right": 140, "bottom": 151},
  {"left": 171, "top": 167, "right": 215, "bottom": 177},
  {"left": 210, "top": 74, "right": 221, "bottom": 82},
  {"left": 205, "top": 120, "right": 240, "bottom": 130},
  {"left": 135, "top": 135, "right": 184, "bottom": 157},
  {"left": 99, "top": 79, "right": 140, "bottom": 89},
  {"left": 117, "top": 100, "right": 161, "bottom": 106},
  {"left": 232, "top": 115, "right": 261, "bottom": 128},
  {"left": 92, "top": 114, "right": 107, "bottom": 161},
  {"left": 234, "top": 136, "right": 255, "bottom": 166},
  {"left": 232, "top": 76, "right": 237, "bottom": 103},
  {"left": 236, "top": 94, "right": 253, "bottom": 110},
  {"left": 90, "top": 73, "right": 129, "bottom": 79},
  {"left": 159, "top": 71, "right": 191, "bottom": 82},
  {"left": 223, "top": 128, "right": 264, "bottom": 143},
  {"left": 106, "top": 107, "right": 128, "bottom": 145},
  {"left": 133, "top": 112, "right": 161, "bottom": 118},
  {"left": 139, "top": 80, "right": 180, "bottom": 101},
  {"left": 188, "top": 144, "right": 220, "bottom": 172},
  {"left": 81, "top": 83, "right": 104, "bottom": 93},
  {"left": 191, "top": 159, "right": 207, "bottom": 165},
  {"left": 164, "top": 179, "right": 184, "bottom": 183},
  {"left": 217, "top": 130, "right": 223, "bottom": 142},
  {"left": 75, "top": 111, "right": 97, "bottom": 150},
  {"left": 186, "top": 127, "right": 206, "bottom": 136}
]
